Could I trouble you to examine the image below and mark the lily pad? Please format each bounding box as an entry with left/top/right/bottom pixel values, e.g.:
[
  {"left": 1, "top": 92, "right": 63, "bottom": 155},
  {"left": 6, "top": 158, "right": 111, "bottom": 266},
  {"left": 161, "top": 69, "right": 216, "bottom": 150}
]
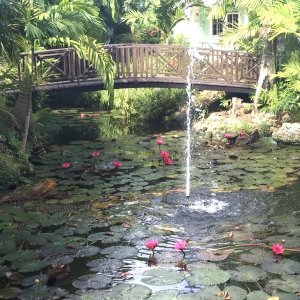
[
  {"left": 87, "top": 232, "right": 122, "bottom": 244},
  {"left": 261, "top": 259, "right": 300, "bottom": 275},
  {"left": 86, "top": 258, "right": 122, "bottom": 273},
  {"left": 0, "top": 287, "right": 22, "bottom": 299},
  {"left": 197, "top": 248, "right": 234, "bottom": 261},
  {"left": 197, "top": 286, "right": 221, "bottom": 300},
  {"left": 16, "top": 260, "right": 48, "bottom": 273},
  {"left": 225, "top": 286, "right": 247, "bottom": 300},
  {"left": 17, "top": 285, "right": 68, "bottom": 300},
  {"left": 246, "top": 291, "right": 271, "bottom": 300},
  {"left": 267, "top": 275, "right": 300, "bottom": 293},
  {"left": 71, "top": 284, "right": 152, "bottom": 299},
  {"left": 4, "top": 250, "right": 38, "bottom": 263},
  {"left": 74, "top": 246, "right": 100, "bottom": 258},
  {"left": 0, "top": 241, "right": 16, "bottom": 255},
  {"left": 187, "top": 268, "right": 231, "bottom": 286},
  {"left": 231, "top": 266, "right": 267, "bottom": 282},
  {"left": 72, "top": 274, "right": 112, "bottom": 290},
  {"left": 141, "top": 268, "right": 185, "bottom": 286},
  {"left": 148, "top": 290, "right": 178, "bottom": 299},
  {"left": 101, "top": 246, "right": 138, "bottom": 259},
  {"left": 21, "top": 274, "right": 48, "bottom": 287},
  {"left": 238, "top": 248, "right": 274, "bottom": 265}
]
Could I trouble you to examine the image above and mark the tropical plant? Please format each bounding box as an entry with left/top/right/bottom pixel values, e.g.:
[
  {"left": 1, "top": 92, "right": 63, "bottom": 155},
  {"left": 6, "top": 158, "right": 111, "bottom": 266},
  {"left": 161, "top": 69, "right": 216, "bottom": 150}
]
[
  {"left": 0, "top": 0, "right": 116, "bottom": 152},
  {"left": 122, "top": 0, "right": 186, "bottom": 43},
  {"left": 214, "top": 0, "right": 300, "bottom": 113}
]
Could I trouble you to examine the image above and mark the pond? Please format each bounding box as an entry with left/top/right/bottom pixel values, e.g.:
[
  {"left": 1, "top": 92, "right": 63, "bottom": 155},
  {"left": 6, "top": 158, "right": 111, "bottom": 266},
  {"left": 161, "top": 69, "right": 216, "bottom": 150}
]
[{"left": 0, "top": 109, "right": 300, "bottom": 299}]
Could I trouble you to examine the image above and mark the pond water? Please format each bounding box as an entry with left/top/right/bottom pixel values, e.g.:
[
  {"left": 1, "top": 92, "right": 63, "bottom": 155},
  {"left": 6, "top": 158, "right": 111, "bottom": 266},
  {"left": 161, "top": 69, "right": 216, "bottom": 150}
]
[{"left": 1, "top": 109, "right": 300, "bottom": 299}]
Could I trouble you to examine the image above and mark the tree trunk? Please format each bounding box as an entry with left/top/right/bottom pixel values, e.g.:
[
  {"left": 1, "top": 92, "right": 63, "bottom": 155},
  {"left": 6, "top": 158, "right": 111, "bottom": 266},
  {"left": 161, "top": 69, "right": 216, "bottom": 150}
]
[
  {"left": 253, "top": 38, "right": 275, "bottom": 113},
  {"left": 20, "top": 41, "right": 34, "bottom": 152}
]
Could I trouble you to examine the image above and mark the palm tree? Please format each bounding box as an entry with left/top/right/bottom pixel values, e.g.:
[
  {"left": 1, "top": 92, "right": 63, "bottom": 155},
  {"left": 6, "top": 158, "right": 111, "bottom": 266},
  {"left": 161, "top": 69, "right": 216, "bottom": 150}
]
[{"left": 0, "top": 0, "right": 115, "bottom": 152}]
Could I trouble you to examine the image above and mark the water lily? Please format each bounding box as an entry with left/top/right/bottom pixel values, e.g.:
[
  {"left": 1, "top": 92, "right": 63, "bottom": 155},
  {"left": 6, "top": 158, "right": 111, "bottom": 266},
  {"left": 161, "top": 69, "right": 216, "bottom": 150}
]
[
  {"left": 145, "top": 240, "right": 158, "bottom": 254},
  {"left": 61, "top": 162, "right": 71, "bottom": 169},
  {"left": 271, "top": 243, "right": 285, "bottom": 255},
  {"left": 80, "top": 113, "right": 85, "bottom": 118},
  {"left": 224, "top": 133, "right": 232, "bottom": 139},
  {"left": 164, "top": 157, "right": 172, "bottom": 165},
  {"left": 160, "top": 151, "right": 169, "bottom": 159},
  {"left": 156, "top": 138, "right": 164, "bottom": 145},
  {"left": 113, "top": 161, "right": 122, "bottom": 168},
  {"left": 174, "top": 240, "right": 187, "bottom": 257},
  {"left": 91, "top": 150, "right": 101, "bottom": 158}
]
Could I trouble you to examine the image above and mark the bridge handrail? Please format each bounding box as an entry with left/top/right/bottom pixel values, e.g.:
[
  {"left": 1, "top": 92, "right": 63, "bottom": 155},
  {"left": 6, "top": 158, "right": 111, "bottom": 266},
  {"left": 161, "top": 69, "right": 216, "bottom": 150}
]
[{"left": 18, "top": 44, "right": 260, "bottom": 88}]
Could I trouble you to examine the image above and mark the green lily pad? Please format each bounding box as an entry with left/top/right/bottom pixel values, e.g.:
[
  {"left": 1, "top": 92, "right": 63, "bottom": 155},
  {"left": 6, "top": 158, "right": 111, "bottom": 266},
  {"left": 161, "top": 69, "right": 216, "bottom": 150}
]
[
  {"left": 197, "top": 248, "right": 234, "bottom": 261},
  {"left": 101, "top": 246, "right": 138, "bottom": 259},
  {"left": 17, "top": 285, "right": 68, "bottom": 300},
  {"left": 86, "top": 258, "right": 123, "bottom": 273},
  {"left": 74, "top": 246, "right": 100, "bottom": 258},
  {"left": 197, "top": 286, "right": 221, "bottom": 300},
  {"left": 261, "top": 259, "right": 300, "bottom": 275},
  {"left": 87, "top": 232, "right": 122, "bottom": 243},
  {"left": 273, "top": 291, "right": 300, "bottom": 300},
  {"left": 267, "top": 275, "right": 300, "bottom": 293},
  {"left": 4, "top": 250, "right": 38, "bottom": 263},
  {"left": 225, "top": 286, "right": 247, "bottom": 300},
  {"left": 231, "top": 265, "right": 268, "bottom": 282},
  {"left": 238, "top": 248, "right": 274, "bottom": 265},
  {"left": 72, "top": 274, "right": 112, "bottom": 290},
  {"left": 69, "top": 284, "right": 152, "bottom": 299},
  {"left": 187, "top": 268, "right": 231, "bottom": 286},
  {"left": 148, "top": 290, "right": 178, "bottom": 299},
  {"left": 0, "top": 287, "right": 22, "bottom": 299},
  {"left": 21, "top": 274, "right": 48, "bottom": 287},
  {"left": 0, "top": 241, "right": 16, "bottom": 255},
  {"left": 16, "top": 260, "right": 48, "bottom": 273},
  {"left": 246, "top": 291, "right": 271, "bottom": 300},
  {"left": 141, "top": 268, "right": 185, "bottom": 286}
]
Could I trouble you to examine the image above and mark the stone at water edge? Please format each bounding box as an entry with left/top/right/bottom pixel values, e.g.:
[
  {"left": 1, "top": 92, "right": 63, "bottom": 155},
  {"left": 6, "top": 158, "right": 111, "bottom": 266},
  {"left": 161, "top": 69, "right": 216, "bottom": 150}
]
[{"left": 272, "top": 123, "right": 300, "bottom": 144}]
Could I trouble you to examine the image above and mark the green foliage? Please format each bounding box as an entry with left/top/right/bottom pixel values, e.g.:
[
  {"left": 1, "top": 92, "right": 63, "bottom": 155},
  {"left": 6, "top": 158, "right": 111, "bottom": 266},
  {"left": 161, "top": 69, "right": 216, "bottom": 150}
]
[
  {"left": 129, "top": 88, "right": 187, "bottom": 132},
  {"left": 0, "top": 151, "right": 22, "bottom": 193},
  {"left": 258, "top": 82, "right": 300, "bottom": 116}
]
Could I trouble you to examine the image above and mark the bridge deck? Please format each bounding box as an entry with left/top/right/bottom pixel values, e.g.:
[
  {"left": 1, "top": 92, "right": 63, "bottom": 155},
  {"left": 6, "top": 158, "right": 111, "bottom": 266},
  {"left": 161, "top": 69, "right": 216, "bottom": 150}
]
[{"left": 18, "top": 44, "right": 260, "bottom": 94}]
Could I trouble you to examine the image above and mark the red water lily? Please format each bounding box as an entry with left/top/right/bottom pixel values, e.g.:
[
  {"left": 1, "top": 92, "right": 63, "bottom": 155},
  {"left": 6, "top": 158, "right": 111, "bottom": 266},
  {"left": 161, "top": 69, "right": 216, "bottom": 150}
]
[
  {"left": 145, "top": 240, "right": 158, "bottom": 252},
  {"left": 91, "top": 150, "right": 100, "bottom": 158},
  {"left": 160, "top": 151, "right": 169, "bottom": 159},
  {"left": 224, "top": 133, "right": 232, "bottom": 139},
  {"left": 113, "top": 161, "right": 122, "bottom": 168},
  {"left": 61, "top": 162, "right": 71, "bottom": 169},
  {"left": 156, "top": 138, "right": 164, "bottom": 145},
  {"left": 272, "top": 243, "right": 285, "bottom": 255},
  {"left": 164, "top": 157, "right": 172, "bottom": 165}
]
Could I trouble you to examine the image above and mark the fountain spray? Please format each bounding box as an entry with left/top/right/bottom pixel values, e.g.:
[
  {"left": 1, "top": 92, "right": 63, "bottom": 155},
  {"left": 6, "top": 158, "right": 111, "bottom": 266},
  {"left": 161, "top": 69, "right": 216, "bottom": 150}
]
[{"left": 185, "top": 46, "right": 196, "bottom": 198}]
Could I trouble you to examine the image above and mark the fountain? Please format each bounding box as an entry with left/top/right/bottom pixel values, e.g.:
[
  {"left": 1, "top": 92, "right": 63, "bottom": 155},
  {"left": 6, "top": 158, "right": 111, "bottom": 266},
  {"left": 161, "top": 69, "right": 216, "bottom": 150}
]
[{"left": 185, "top": 45, "right": 196, "bottom": 198}]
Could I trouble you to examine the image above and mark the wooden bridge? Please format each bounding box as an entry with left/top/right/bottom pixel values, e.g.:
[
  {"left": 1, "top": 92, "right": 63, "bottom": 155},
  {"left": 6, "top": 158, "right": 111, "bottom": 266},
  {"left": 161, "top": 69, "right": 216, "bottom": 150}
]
[{"left": 18, "top": 44, "right": 260, "bottom": 94}]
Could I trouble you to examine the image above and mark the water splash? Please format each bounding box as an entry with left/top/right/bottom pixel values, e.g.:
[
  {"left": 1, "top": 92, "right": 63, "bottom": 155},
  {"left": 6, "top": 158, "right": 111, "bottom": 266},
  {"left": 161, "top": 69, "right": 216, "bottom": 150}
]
[{"left": 185, "top": 46, "right": 196, "bottom": 198}]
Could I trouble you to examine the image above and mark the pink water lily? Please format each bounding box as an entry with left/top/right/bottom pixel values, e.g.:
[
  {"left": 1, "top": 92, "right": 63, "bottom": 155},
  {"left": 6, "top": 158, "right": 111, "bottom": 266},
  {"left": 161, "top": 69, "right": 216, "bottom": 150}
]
[
  {"left": 164, "top": 157, "right": 172, "bottom": 165},
  {"left": 61, "top": 162, "right": 71, "bottom": 169},
  {"left": 91, "top": 150, "right": 101, "bottom": 158},
  {"left": 160, "top": 151, "right": 169, "bottom": 159},
  {"left": 113, "top": 161, "right": 122, "bottom": 168},
  {"left": 156, "top": 138, "right": 164, "bottom": 145},
  {"left": 145, "top": 240, "right": 158, "bottom": 252},
  {"left": 224, "top": 133, "right": 232, "bottom": 139},
  {"left": 174, "top": 240, "right": 187, "bottom": 251},
  {"left": 272, "top": 243, "right": 285, "bottom": 255}
]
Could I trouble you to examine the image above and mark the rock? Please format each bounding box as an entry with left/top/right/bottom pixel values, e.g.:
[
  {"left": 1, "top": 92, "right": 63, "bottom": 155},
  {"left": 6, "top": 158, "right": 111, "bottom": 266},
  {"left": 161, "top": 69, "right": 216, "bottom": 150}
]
[
  {"left": 272, "top": 123, "right": 300, "bottom": 144},
  {"left": 249, "top": 129, "right": 260, "bottom": 144}
]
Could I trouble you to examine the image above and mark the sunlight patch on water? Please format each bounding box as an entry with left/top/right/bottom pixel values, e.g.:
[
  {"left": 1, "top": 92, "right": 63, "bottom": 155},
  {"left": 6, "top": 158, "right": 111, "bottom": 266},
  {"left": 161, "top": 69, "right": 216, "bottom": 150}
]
[{"left": 189, "top": 198, "right": 229, "bottom": 213}]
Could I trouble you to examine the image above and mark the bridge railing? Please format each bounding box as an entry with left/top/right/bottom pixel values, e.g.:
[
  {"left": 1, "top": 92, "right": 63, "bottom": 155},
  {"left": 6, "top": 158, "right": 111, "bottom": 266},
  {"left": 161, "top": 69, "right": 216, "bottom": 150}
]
[
  {"left": 19, "top": 44, "right": 260, "bottom": 88},
  {"left": 105, "top": 44, "right": 260, "bottom": 84}
]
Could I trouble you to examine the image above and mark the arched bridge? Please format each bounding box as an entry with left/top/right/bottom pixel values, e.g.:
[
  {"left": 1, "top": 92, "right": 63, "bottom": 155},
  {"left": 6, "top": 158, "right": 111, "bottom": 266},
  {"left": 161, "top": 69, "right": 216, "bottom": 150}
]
[{"left": 19, "top": 44, "right": 260, "bottom": 94}]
